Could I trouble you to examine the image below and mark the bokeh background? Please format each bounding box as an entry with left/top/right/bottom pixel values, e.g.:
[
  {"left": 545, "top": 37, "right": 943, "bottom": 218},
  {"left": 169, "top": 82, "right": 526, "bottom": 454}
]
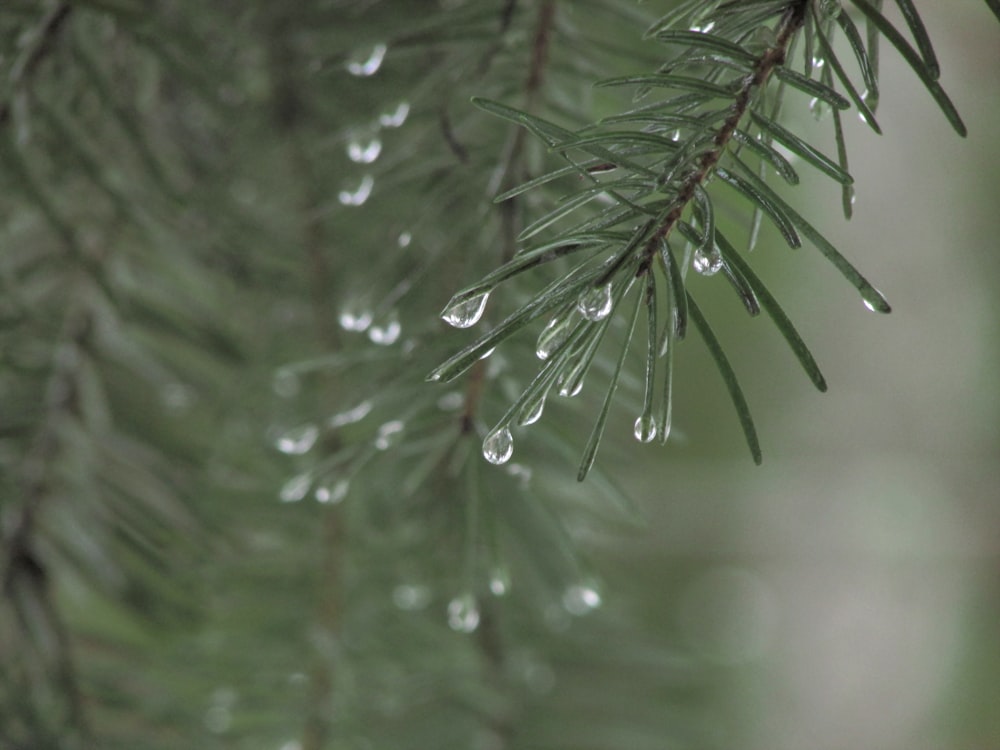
[{"left": 607, "top": 5, "right": 1000, "bottom": 748}]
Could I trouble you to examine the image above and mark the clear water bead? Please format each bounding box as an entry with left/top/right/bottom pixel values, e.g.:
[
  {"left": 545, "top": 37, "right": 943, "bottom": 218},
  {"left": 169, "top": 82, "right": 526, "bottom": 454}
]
[
  {"left": 315, "top": 479, "right": 348, "bottom": 504},
  {"left": 516, "top": 395, "right": 545, "bottom": 426},
  {"left": 272, "top": 368, "right": 301, "bottom": 398},
  {"left": 809, "top": 96, "right": 830, "bottom": 121},
  {"left": 393, "top": 583, "right": 431, "bottom": 611},
  {"left": 441, "top": 291, "right": 489, "bottom": 328},
  {"left": 279, "top": 473, "right": 311, "bottom": 503},
  {"left": 633, "top": 415, "right": 657, "bottom": 443},
  {"left": 557, "top": 374, "right": 584, "bottom": 398},
  {"left": 536, "top": 314, "right": 573, "bottom": 360},
  {"left": 447, "top": 594, "right": 480, "bottom": 633},
  {"left": 482, "top": 426, "right": 514, "bottom": 465},
  {"left": 328, "top": 400, "right": 373, "bottom": 428},
  {"left": 489, "top": 568, "right": 511, "bottom": 597},
  {"left": 817, "top": 0, "right": 842, "bottom": 19},
  {"left": 338, "top": 305, "right": 373, "bottom": 332},
  {"left": 347, "top": 137, "right": 382, "bottom": 164},
  {"left": 368, "top": 316, "right": 401, "bottom": 345},
  {"left": 346, "top": 43, "right": 387, "bottom": 77},
  {"left": 562, "top": 583, "right": 602, "bottom": 616},
  {"left": 275, "top": 424, "right": 319, "bottom": 455},
  {"left": 693, "top": 246, "right": 723, "bottom": 276},
  {"left": 577, "top": 283, "right": 613, "bottom": 321},
  {"left": 375, "top": 420, "right": 404, "bottom": 450},
  {"left": 379, "top": 102, "right": 410, "bottom": 128},
  {"left": 338, "top": 175, "right": 374, "bottom": 206}
]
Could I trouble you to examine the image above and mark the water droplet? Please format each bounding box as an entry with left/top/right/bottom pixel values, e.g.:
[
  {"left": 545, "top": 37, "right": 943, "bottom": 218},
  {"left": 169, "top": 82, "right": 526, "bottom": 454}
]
[
  {"left": 688, "top": 20, "right": 715, "bottom": 33},
  {"left": 347, "top": 136, "right": 382, "bottom": 164},
  {"left": 274, "top": 424, "right": 319, "bottom": 455},
  {"left": 489, "top": 567, "right": 510, "bottom": 596},
  {"left": 817, "top": 0, "right": 842, "bottom": 19},
  {"left": 478, "top": 347, "right": 495, "bottom": 360},
  {"left": 860, "top": 286, "right": 890, "bottom": 313},
  {"left": 557, "top": 374, "right": 584, "bottom": 399},
  {"left": 447, "top": 593, "right": 480, "bottom": 633},
  {"left": 482, "top": 426, "right": 513, "bottom": 465},
  {"left": 328, "top": 400, "right": 373, "bottom": 428},
  {"left": 315, "top": 479, "right": 348, "bottom": 504},
  {"left": 272, "top": 368, "right": 301, "bottom": 398},
  {"left": 577, "top": 283, "right": 613, "bottom": 321},
  {"left": 809, "top": 96, "right": 830, "bottom": 121},
  {"left": 862, "top": 88, "right": 879, "bottom": 112},
  {"left": 633, "top": 415, "right": 657, "bottom": 443},
  {"left": 505, "top": 463, "right": 533, "bottom": 488},
  {"left": 375, "top": 420, "right": 404, "bottom": 450},
  {"left": 562, "top": 583, "right": 602, "bottom": 615},
  {"left": 436, "top": 391, "right": 464, "bottom": 411},
  {"left": 338, "top": 175, "right": 374, "bottom": 206},
  {"left": 378, "top": 101, "right": 410, "bottom": 128},
  {"left": 516, "top": 395, "right": 545, "bottom": 426},
  {"left": 346, "top": 43, "right": 387, "bottom": 77},
  {"left": 368, "top": 315, "right": 401, "bottom": 345},
  {"left": 536, "top": 314, "right": 574, "bottom": 360},
  {"left": 441, "top": 291, "right": 490, "bottom": 328},
  {"left": 338, "top": 305, "right": 373, "bottom": 332},
  {"left": 280, "top": 473, "right": 311, "bottom": 503},
  {"left": 397, "top": 231, "right": 412, "bottom": 248},
  {"left": 811, "top": 56, "right": 825, "bottom": 70},
  {"left": 692, "top": 246, "right": 723, "bottom": 276},
  {"left": 393, "top": 583, "right": 431, "bottom": 611}
]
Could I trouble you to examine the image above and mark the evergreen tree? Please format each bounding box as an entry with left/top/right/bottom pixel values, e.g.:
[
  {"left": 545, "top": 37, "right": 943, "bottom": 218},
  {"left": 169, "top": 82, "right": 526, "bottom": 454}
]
[{"left": 1, "top": 1, "right": 998, "bottom": 748}]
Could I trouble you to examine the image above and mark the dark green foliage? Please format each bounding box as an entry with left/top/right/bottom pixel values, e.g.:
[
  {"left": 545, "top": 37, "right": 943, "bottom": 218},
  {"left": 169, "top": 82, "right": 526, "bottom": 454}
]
[{"left": 0, "top": 1, "right": 995, "bottom": 747}]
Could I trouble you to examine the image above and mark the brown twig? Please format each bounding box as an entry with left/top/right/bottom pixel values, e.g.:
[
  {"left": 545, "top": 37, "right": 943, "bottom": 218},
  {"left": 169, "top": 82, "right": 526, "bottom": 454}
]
[{"left": 638, "top": 2, "right": 808, "bottom": 273}]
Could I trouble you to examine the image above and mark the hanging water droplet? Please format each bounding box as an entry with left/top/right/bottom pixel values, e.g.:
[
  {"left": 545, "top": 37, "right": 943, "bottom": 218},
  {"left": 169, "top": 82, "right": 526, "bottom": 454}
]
[
  {"left": 482, "top": 426, "right": 513, "bottom": 465},
  {"left": 688, "top": 20, "right": 715, "bottom": 33},
  {"left": 557, "top": 371, "right": 584, "bottom": 398},
  {"left": 440, "top": 291, "right": 490, "bottom": 328},
  {"left": 328, "top": 400, "right": 373, "bottom": 428},
  {"left": 338, "top": 305, "right": 373, "bottom": 332},
  {"left": 346, "top": 136, "right": 382, "bottom": 164},
  {"left": 279, "top": 473, "right": 311, "bottom": 503},
  {"left": 315, "top": 479, "right": 348, "bottom": 504},
  {"left": 375, "top": 420, "right": 404, "bottom": 450},
  {"left": 577, "top": 283, "right": 613, "bottom": 321},
  {"left": 811, "top": 56, "right": 825, "bottom": 70},
  {"left": 562, "top": 583, "right": 602, "bottom": 616},
  {"left": 505, "top": 463, "right": 533, "bottom": 489},
  {"left": 817, "top": 0, "right": 842, "bottom": 20},
  {"left": 274, "top": 424, "right": 319, "bottom": 455},
  {"left": 397, "top": 231, "right": 412, "bottom": 248},
  {"left": 346, "top": 43, "right": 387, "bottom": 77},
  {"left": 378, "top": 101, "right": 410, "bottom": 128},
  {"left": 861, "top": 292, "right": 890, "bottom": 313},
  {"left": 862, "top": 88, "right": 879, "bottom": 112},
  {"left": 633, "top": 415, "right": 657, "bottom": 443},
  {"left": 393, "top": 583, "right": 431, "bottom": 611},
  {"left": 447, "top": 593, "right": 480, "bottom": 633},
  {"left": 692, "top": 246, "right": 723, "bottom": 276},
  {"left": 338, "top": 175, "right": 374, "bottom": 206},
  {"left": 536, "top": 314, "right": 574, "bottom": 360},
  {"left": 436, "top": 391, "right": 464, "bottom": 411},
  {"left": 272, "top": 368, "right": 301, "bottom": 398},
  {"left": 489, "top": 568, "right": 511, "bottom": 597},
  {"left": 368, "top": 315, "right": 401, "bottom": 345},
  {"left": 516, "top": 394, "right": 545, "bottom": 426},
  {"left": 809, "top": 96, "right": 830, "bottom": 121}
]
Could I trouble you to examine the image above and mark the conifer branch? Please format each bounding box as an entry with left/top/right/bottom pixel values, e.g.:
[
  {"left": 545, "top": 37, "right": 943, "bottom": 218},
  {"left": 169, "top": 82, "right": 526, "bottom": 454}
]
[{"left": 637, "top": 1, "right": 807, "bottom": 274}]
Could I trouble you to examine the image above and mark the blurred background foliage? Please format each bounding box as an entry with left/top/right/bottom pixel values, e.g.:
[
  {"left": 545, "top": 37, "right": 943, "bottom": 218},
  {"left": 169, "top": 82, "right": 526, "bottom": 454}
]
[{"left": 0, "top": 1, "right": 997, "bottom": 749}]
